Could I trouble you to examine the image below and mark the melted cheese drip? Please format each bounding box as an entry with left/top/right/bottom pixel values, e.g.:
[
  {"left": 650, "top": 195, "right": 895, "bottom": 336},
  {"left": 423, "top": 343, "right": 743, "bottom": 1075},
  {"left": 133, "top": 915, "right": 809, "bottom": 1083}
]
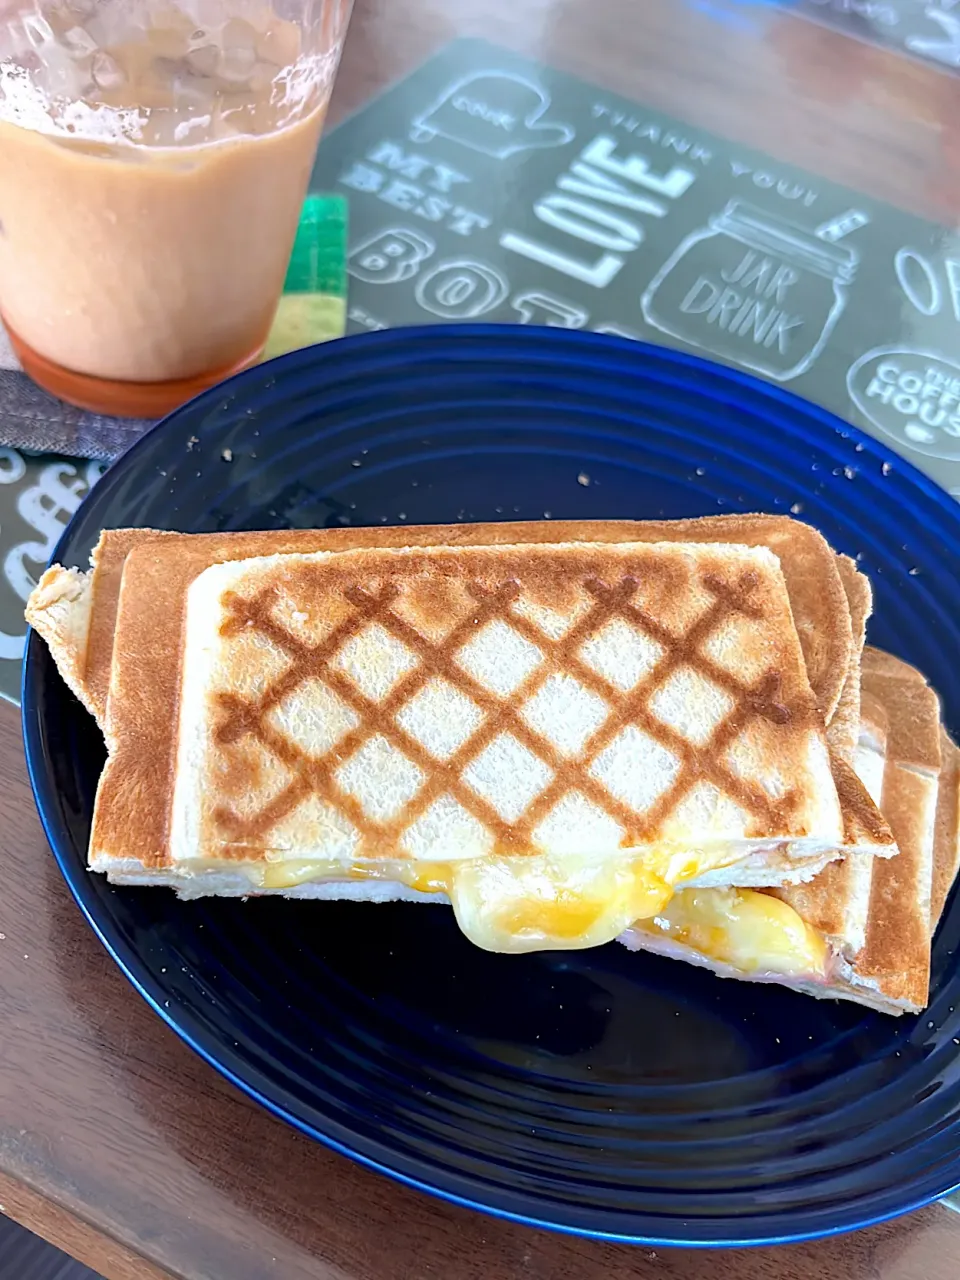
[
  {"left": 256, "top": 848, "right": 739, "bottom": 953},
  {"left": 447, "top": 854, "right": 674, "bottom": 952},
  {"left": 639, "top": 887, "right": 829, "bottom": 977}
]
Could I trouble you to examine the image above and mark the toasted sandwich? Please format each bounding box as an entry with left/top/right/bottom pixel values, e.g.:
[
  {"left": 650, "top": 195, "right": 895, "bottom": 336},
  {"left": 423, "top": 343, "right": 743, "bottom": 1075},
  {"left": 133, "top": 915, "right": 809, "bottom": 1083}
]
[
  {"left": 72, "top": 534, "right": 879, "bottom": 954},
  {"left": 28, "top": 518, "right": 893, "bottom": 861},
  {"left": 27, "top": 517, "right": 897, "bottom": 953},
  {"left": 619, "top": 650, "right": 960, "bottom": 1014}
]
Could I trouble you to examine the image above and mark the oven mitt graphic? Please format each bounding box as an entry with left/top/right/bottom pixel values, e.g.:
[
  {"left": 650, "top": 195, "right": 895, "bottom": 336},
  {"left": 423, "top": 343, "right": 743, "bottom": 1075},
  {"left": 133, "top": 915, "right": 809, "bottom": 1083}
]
[{"left": 411, "top": 71, "right": 574, "bottom": 158}]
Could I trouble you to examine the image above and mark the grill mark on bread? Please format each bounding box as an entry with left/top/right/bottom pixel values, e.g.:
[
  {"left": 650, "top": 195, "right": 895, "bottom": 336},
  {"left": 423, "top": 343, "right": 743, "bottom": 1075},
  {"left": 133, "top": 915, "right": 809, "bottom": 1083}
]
[{"left": 207, "top": 551, "right": 818, "bottom": 859}]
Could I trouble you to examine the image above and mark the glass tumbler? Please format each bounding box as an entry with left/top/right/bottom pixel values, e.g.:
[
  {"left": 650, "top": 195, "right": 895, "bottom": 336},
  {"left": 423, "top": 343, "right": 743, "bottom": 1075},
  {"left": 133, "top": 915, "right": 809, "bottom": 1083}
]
[{"left": 0, "top": 0, "right": 353, "bottom": 416}]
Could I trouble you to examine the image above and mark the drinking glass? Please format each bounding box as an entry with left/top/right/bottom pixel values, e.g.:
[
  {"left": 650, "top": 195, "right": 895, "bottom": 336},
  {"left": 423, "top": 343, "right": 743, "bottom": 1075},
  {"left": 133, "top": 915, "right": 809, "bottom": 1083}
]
[{"left": 0, "top": 0, "right": 353, "bottom": 416}]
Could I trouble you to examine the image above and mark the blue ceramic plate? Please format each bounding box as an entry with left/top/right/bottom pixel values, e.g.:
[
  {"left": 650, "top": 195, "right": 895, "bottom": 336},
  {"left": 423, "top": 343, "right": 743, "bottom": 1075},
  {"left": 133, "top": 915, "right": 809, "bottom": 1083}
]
[{"left": 22, "top": 326, "right": 960, "bottom": 1246}]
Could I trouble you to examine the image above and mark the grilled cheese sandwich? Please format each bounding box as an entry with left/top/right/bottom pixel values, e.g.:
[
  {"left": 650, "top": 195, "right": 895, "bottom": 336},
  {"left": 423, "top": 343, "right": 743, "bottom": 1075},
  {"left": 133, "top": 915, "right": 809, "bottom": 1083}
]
[
  {"left": 80, "top": 534, "right": 859, "bottom": 954},
  {"left": 28, "top": 516, "right": 902, "bottom": 962}
]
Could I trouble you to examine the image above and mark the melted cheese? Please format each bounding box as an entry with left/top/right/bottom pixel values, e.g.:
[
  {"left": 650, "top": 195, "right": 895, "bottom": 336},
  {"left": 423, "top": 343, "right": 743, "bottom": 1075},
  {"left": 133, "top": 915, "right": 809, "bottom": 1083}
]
[
  {"left": 255, "top": 848, "right": 743, "bottom": 953},
  {"left": 638, "top": 887, "right": 828, "bottom": 977},
  {"left": 447, "top": 854, "right": 674, "bottom": 952}
]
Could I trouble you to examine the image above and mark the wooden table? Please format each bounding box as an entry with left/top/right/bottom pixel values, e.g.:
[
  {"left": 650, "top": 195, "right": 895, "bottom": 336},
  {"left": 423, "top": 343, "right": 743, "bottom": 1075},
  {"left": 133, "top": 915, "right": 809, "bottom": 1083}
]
[{"left": 3, "top": 1, "right": 960, "bottom": 1276}]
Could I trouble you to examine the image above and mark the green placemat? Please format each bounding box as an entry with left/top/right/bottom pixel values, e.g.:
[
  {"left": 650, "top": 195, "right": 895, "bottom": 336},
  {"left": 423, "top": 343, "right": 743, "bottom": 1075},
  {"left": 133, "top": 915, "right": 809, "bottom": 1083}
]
[{"left": 264, "top": 193, "right": 348, "bottom": 359}]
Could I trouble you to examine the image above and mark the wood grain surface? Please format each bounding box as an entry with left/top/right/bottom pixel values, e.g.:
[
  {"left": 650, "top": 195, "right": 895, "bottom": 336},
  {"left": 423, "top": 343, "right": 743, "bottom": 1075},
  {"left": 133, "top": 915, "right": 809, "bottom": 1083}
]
[{"left": 3, "top": 0, "right": 960, "bottom": 1276}]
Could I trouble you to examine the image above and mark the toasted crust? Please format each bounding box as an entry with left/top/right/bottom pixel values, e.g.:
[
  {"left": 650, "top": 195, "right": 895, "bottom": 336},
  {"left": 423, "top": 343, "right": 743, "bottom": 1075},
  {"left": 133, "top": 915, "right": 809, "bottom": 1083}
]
[
  {"left": 771, "top": 554, "right": 878, "bottom": 951},
  {"left": 862, "top": 647, "right": 942, "bottom": 773},
  {"left": 826, "top": 652, "right": 942, "bottom": 1010},
  {"left": 86, "top": 527, "right": 179, "bottom": 722},
  {"left": 860, "top": 646, "right": 929, "bottom": 687},
  {"left": 826, "top": 555, "right": 872, "bottom": 764},
  {"left": 931, "top": 730, "right": 960, "bottom": 931}
]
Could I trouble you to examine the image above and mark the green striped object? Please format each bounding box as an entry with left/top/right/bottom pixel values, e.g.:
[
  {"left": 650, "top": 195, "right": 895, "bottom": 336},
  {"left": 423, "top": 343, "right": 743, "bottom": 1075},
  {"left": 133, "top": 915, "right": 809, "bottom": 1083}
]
[{"left": 264, "top": 193, "right": 348, "bottom": 360}]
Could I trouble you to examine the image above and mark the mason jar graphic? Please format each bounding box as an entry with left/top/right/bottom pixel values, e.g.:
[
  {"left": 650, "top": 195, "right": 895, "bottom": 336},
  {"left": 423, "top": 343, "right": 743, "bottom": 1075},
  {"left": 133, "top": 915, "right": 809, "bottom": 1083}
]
[{"left": 641, "top": 201, "right": 861, "bottom": 382}]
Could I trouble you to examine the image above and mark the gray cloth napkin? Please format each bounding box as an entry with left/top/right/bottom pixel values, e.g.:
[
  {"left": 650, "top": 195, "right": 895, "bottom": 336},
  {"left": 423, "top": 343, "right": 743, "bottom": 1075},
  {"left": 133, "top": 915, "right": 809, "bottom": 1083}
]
[{"left": 0, "top": 327, "right": 152, "bottom": 461}]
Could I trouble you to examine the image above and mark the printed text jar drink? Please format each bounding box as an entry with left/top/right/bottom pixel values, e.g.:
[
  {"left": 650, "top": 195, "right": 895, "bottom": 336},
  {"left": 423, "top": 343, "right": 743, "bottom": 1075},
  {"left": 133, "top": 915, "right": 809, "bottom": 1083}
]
[{"left": 642, "top": 200, "right": 858, "bottom": 383}]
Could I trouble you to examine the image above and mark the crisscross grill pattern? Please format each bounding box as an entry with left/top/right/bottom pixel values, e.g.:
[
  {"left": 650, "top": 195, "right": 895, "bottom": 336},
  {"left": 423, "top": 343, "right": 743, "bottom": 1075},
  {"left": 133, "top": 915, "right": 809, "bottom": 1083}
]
[{"left": 207, "top": 561, "right": 815, "bottom": 859}]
